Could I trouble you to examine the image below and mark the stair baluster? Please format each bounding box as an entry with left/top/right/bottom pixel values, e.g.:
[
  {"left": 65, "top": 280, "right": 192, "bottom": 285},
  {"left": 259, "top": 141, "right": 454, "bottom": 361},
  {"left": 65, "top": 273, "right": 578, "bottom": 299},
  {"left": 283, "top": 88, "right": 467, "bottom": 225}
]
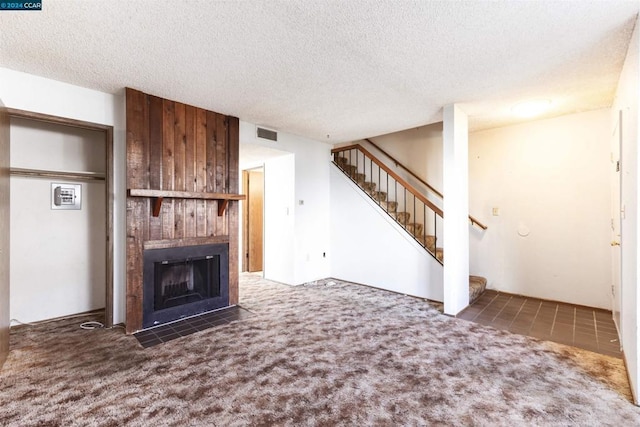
[{"left": 332, "top": 146, "right": 444, "bottom": 264}]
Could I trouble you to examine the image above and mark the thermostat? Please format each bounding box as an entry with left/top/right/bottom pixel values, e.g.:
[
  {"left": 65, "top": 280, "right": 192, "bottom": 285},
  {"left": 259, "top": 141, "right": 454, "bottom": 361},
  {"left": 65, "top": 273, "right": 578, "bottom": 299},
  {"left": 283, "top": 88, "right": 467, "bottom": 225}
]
[{"left": 51, "top": 183, "right": 82, "bottom": 210}]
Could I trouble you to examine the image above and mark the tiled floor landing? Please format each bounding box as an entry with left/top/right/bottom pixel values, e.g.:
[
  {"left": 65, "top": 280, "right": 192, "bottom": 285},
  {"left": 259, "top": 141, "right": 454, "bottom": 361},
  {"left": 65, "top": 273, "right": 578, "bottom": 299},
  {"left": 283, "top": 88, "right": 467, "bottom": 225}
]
[{"left": 457, "top": 290, "right": 622, "bottom": 358}]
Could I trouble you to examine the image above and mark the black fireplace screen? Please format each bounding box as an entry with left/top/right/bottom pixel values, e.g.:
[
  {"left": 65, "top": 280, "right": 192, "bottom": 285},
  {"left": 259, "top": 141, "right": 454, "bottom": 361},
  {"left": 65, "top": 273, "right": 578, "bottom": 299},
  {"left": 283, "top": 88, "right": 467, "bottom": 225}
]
[
  {"left": 155, "top": 255, "right": 220, "bottom": 310},
  {"left": 143, "top": 243, "right": 229, "bottom": 328}
]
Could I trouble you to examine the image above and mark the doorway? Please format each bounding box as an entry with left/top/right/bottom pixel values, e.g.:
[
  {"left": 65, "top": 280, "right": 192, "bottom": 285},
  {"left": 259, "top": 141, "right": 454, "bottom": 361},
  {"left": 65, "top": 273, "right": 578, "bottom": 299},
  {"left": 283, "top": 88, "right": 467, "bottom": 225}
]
[{"left": 242, "top": 167, "right": 264, "bottom": 273}]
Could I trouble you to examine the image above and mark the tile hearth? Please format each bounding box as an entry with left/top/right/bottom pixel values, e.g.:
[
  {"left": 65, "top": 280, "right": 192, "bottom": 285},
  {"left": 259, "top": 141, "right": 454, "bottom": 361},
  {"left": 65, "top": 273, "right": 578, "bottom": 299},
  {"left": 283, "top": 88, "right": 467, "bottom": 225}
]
[{"left": 134, "top": 306, "right": 254, "bottom": 348}]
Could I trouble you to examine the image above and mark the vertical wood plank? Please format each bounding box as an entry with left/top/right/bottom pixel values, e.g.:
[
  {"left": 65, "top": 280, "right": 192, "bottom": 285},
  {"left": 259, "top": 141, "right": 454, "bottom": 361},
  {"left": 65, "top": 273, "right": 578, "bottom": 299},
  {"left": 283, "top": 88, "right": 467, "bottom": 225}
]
[
  {"left": 148, "top": 95, "right": 164, "bottom": 241},
  {"left": 215, "top": 114, "right": 228, "bottom": 236},
  {"left": 162, "top": 99, "right": 175, "bottom": 240},
  {"left": 205, "top": 111, "right": 217, "bottom": 192},
  {"left": 126, "top": 199, "right": 144, "bottom": 332},
  {"left": 125, "top": 88, "right": 149, "bottom": 332},
  {"left": 126, "top": 88, "right": 147, "bottom": 190},
  {"left": 174, "top": 199, "right": 185, "bottom": 239},
  {"left": 184, "top": 105, "right": 197, "bottom": 237},
  {"left": 195, "top": 109, "right": 208, "bottom": 192},
  {"left": 227, "top": 116, "right": 240, "bottom": 305},
  {"left": 148, "top": 95, "right": 163, "bottom": 189},
  {"left": 174, "top": 102, "right": 186, "bottom": 192},
  {"left": 195, "top": 109, "right": 207, "bottom": 237},
  {"left": 215, "top": 113, "right": 227, "bottom": 193},
  {"left": 205, "top": 112, "right": 217, "bottom": 237},
  {"left": 141, "top": 95, "right": 151, "bottom": 243},
  {"left": 174, "top": 102, "right": 186, "bottom": 239},
  {"left": 228, "top": 117, "right": 239, "bottom": 192}
]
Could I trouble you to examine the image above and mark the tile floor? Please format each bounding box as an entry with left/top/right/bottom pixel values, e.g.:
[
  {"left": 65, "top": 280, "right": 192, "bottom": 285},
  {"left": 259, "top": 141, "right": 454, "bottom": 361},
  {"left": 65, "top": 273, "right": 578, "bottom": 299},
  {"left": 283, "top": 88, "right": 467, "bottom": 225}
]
[
  {"left": 134, "top": 305, "right": 254, "bottom": 348},
  {"left": 457, "top": 290, "right": 622, "bottom": 358}
]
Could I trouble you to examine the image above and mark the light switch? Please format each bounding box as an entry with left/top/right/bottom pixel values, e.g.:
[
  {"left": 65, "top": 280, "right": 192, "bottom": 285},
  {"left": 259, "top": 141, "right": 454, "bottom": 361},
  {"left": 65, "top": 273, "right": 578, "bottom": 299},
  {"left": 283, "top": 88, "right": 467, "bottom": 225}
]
[{"left": 492, "top": 207, "right": 500, "bottom": 216}]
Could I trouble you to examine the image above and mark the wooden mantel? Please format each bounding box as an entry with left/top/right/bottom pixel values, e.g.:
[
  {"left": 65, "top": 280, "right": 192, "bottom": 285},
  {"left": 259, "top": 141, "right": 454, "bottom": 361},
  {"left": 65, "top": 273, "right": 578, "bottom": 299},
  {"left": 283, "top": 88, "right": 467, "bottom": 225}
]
[{"left": 127, "top": 189, "right": 245, "bottom": 217}]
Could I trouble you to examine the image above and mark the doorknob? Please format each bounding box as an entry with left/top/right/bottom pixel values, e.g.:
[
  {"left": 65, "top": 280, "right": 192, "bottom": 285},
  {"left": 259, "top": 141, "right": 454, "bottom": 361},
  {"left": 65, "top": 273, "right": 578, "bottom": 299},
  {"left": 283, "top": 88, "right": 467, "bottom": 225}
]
[{"left": 611, "top": 241, "right": 621, "bottom": 246}]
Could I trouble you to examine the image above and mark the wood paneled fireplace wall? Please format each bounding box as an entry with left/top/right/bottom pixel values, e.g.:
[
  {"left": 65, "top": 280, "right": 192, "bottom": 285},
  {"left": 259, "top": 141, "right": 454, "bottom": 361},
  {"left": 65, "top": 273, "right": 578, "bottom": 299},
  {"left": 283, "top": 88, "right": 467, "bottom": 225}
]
[{"left": 125, "top": 88, "right": 242, "bottom": 333}]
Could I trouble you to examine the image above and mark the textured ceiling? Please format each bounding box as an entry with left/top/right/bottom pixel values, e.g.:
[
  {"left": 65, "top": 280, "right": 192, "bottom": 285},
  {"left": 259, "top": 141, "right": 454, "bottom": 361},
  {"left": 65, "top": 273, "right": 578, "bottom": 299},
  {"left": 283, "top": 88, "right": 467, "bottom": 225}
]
[{"left": 1, "top": 1, "right": 638, "bottom": 142}]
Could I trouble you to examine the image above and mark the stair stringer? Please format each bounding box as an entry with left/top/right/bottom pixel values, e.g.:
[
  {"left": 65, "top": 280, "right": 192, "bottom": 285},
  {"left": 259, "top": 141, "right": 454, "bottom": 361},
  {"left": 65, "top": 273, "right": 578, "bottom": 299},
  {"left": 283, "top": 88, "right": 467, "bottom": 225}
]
[{"left": 329, "top": 164, "right": 444, "bottom": 302}]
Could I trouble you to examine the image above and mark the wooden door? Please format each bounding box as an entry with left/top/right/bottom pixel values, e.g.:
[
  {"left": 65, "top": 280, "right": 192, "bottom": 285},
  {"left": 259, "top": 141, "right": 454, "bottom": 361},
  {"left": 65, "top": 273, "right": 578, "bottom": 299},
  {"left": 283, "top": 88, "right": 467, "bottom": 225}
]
[
  {"left": 243, "top": 169, "right": 264, "bottom": 272},
  {"left": 0, "top": 100, "right": 9, "bottom": 368}
]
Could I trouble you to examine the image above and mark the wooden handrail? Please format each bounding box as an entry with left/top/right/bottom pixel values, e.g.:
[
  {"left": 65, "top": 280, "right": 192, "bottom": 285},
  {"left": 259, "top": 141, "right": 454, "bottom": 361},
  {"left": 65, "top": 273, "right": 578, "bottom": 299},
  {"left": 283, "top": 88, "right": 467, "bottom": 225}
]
[
  {"left": 332, "top": 144, "right": 489, "bottom": 230},
  {"left": 332, "top": 145, "right": 443, "bottom": 217},
  {"left": 469, "top": 215, "right": 488, "bottom": 230},
  {"left": 364, "top": 139, "right": 487, "bottom": 230},
  {"left": 365, "top": 138, "right": 444, "bottom": 199}
]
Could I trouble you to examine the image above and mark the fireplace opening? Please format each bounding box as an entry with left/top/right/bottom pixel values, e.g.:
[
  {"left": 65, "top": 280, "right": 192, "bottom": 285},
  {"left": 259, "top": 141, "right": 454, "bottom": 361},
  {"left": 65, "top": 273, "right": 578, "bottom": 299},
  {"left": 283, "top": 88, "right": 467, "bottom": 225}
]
[
  {"left": 155, "top": 255, "right": 220, "bottom": 310},
  {"left": 143, "top": 243, "right": 229, "bottom": 329}
]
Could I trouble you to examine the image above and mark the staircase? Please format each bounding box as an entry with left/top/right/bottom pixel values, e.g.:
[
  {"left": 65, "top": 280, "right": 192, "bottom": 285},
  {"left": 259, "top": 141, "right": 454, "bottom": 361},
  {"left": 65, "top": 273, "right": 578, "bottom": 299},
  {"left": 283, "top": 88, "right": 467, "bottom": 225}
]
[{"left": 332, "top": 143, "right": 487, "bottom": 304}]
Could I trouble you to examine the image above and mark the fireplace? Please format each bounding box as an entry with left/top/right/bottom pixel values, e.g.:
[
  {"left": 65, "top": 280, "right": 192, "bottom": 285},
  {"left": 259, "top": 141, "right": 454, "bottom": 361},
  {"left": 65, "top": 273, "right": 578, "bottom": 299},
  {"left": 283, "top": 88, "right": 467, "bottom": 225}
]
[{"left": 142, "top": 244, "right": 229, "bottom": 329}]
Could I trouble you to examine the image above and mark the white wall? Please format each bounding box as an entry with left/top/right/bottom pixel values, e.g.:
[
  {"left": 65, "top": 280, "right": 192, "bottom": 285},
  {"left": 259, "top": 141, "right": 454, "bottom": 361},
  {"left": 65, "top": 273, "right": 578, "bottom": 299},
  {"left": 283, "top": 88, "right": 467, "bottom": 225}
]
[
  {"left": 612, "top": 16, "right": 640, "bottom": 404},
  {"left": 362, "top": 122, "right": 443, "bottom": 200},
  {"left": 10, "top": 118, "right": 106, "bottom": 323},
  {"left": 330, "top": 165, "right": 443, "bottom": 300},
  {"left": 469, "top": 109, "right": 612, "bottom": 309},
  {"left": 239, "top": 122, "right": 331, "bottom": 285},
  {"left": 0, "top": 67, "right": 126, "bottom": 324},
  {"left": 263, "top": 154, "right": 296, "bottom": 283}
]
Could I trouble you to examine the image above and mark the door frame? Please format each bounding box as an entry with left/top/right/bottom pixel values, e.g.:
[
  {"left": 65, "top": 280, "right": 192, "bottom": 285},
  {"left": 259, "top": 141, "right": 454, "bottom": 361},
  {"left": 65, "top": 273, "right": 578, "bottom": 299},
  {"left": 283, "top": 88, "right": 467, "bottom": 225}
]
[
  {"left": 6, "top": 108, "right": 115, "bottom": 327},
  {"left": 242, "top": 166, "right": 265, "bottom": 273},
  {"left": 611, "top": 109, "right": 623, "bottom": 335},
  {"left": 0, "top": 100, "right": 9, "bottom": 368}
]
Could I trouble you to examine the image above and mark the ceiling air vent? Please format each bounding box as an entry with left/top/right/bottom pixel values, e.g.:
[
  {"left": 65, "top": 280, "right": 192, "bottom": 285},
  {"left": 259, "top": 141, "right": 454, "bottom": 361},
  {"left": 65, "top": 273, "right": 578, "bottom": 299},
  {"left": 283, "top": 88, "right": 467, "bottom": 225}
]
[{"left": 257, "top": 127, "right": 278, "bottom": 142}]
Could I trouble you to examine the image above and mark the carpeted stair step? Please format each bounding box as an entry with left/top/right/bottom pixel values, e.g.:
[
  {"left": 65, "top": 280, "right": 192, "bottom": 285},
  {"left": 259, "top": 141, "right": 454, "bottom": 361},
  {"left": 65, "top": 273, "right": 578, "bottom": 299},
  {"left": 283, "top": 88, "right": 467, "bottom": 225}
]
[
  {"left": 353, "top": 173, "right": 367, "bottom": 185},
  {"left": 380, "top": 201, "right": 398, "bottom": 213},
  {"left": 422, "top": 235, "right": 436, "bottom": 252},
  {"left": 469, "top": 275, "right": 487, "bottom": 303},
  {"left": 406, "top": 222, "right": 423, "bottom": 237},
  {"left": 361, "top": 181, "right": 376, "bottom": 192},
  {"left": 393, "top": 212, "right": 411, "bottom": 224},
  {"left": 335, "top": 156, "right": 349, "bottom": 166},
  {"left": 343, "top": 164, "right": 358, "bottom": 175},
  {"left": 367, "top": 190, "right": 387, "bottom": 202},
  {"left": 416, "top": 235, "right": 443, "bottom": 261}
]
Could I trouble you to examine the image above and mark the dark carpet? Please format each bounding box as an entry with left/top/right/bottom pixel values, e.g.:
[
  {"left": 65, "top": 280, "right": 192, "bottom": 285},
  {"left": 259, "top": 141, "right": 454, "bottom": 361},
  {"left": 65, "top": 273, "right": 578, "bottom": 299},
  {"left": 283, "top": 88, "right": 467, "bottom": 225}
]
[{"left": 0, "top": 273, "right": 638, "bottom": 426}]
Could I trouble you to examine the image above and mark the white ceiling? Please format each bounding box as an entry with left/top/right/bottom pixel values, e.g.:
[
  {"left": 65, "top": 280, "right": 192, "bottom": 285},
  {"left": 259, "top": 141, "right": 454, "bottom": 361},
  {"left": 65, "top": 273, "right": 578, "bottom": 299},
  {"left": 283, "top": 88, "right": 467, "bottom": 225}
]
[{"left": 1, "top": 1, "right": 638, "bottom": 143}]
